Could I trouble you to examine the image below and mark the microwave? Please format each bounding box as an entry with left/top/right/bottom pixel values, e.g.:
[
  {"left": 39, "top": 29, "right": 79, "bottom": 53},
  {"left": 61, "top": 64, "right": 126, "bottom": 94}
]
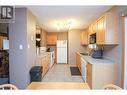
[{"left": 89, "top": 33, "right": 96, "bottom": 44}]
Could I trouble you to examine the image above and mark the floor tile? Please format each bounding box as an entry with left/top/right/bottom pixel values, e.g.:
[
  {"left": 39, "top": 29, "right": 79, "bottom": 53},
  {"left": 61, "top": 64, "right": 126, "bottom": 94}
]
[{"left": 42, "top": 64, "right": 84, "bottom": 83}]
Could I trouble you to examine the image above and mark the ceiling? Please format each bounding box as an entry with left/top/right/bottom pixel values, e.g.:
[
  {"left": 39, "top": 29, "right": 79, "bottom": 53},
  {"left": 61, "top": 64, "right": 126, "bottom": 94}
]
[{"left": 27, "top": 6, "right": 112, "bottom": 32}]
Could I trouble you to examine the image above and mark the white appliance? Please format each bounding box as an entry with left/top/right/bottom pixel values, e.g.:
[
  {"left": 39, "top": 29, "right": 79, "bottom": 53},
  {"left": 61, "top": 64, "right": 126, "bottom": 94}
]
[
  {"left": 57, "top": 40, "right": 67, "bottom": 64},
  {"left": 81, "top": 57, "right": 87, "bottom": 82},
  {"left": 49, "top": 51, "right": 55, "bottom": 68}
]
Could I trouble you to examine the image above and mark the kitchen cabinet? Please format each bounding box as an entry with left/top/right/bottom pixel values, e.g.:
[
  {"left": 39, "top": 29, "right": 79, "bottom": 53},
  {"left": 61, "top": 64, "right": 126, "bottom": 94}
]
[
  {"left": 96, "top": 12, "right": 119, "bottom": 44},
  {"left": 76, "top": 53, "right": 81, "bottom": 71},
  {"left": 46, "top": 34, "right": 57, "bottom": 45},
  {"left": 97, "top": 17, "right": 105, "bottom": 44},
  {"left": 80, "top": 31, "right": 88, "bottom": 45},
  {"left": 89, "top": 24, "right": 93, "bottom": 35},
  {"left": 36, "top": 53, "right": 50, "bottom": 77},
  {"left": 92, "top": 21, "right": 98, "bottom": 34},
  {"left": 86, "top": 62, "right": 117, "bottom": 89},
  {"left": 86, "top": 63, "right": 92, "bottom": 89},
  {"left": 41, "top": 54, "right": 50, "bottom": 77},
  {"left": 41, "top": 29, "right": 47, "bottom": 47},
  {"left": 88, "top": 12, "right": 119, "bottom": 45}
]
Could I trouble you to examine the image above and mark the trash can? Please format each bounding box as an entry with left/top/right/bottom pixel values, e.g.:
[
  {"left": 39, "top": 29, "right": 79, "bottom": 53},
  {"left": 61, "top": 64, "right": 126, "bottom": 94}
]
[{"left": 30, "top": 66, "right": 42, "bottom": 83}]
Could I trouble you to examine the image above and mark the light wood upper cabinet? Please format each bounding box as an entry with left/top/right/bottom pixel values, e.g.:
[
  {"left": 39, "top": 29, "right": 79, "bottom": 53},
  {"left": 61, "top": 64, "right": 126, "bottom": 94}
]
[
  {"left": 97, "top": 12, "right": 119, "bottom": 45},
  {"left": 97, "top": 17, "right": 105, "bottom": 44},
  {"left": 46, "top": 34, "right": 57, "bottom": 45},
  {"left": 89, "top": 24, "right": 93, "bottom": 35},
  {"left": 88, "top": 12, "right": 119, "bottom": 45},
  {"left": 80, "top": 31, "right": 88, "bottom": 45},
  {"left": 92, "top": 22, "right": 98, "bottom": 34}
]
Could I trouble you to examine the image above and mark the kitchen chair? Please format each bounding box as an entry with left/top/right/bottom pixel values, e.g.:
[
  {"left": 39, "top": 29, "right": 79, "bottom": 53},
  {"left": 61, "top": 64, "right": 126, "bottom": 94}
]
[
  {"left": 0, "top": 84, "right": 18, "bottom": 90},
  {"left": 103, "top": 84, "right": 122, "bottom": 90}
]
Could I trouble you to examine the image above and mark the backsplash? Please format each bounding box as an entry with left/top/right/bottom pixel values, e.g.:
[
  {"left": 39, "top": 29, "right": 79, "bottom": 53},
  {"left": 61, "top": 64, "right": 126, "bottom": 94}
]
[{"left": 103, "top": 45, "right": 121, "bottom": 62}]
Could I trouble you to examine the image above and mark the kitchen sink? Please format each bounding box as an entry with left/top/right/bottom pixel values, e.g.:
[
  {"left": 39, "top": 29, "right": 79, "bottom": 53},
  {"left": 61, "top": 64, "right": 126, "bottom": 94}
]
[{"left": 80, "top": 53, "right": 88, "bottom": 55}]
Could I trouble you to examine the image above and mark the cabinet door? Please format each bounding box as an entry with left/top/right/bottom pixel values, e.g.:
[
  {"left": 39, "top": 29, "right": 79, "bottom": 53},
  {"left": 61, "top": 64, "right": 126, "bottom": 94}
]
[
  {"left": 89, "top": 24, "right": 93, "bottom": 35},
  {"left": 47, "top": 35, "right": 57, "bottom": 45},
  {"left": 97, "top": 17, "right": 105, "bottom": 44},
  {"left": 76, "top": 53, "right": 81, "bottom": 71},
  {"left": 86, "top": 63, "right": 92, "bottom": 89},
  {"left": 92, "top": 22, "right": 97, "bottom": 34},
  {"left": 42, "top": 57, "right": 47, "bottom": 76},
  {"left": 80, "top": 31, "right": 88, "bottom": 45}
]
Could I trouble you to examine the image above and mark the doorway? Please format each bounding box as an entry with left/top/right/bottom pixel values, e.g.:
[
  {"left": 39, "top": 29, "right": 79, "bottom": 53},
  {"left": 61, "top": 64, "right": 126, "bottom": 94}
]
[
  {"left": 121, "top": 12, "right": 127, "bottom": 89},
  {"left": 124, "top": 16, "right": 127, "bottom": 89}
]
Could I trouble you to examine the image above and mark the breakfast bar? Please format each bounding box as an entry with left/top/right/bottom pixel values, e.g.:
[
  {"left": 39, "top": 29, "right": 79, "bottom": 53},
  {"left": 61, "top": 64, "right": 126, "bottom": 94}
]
[{"left": 27, "top": 82, "right": 90, "bottom": 90}]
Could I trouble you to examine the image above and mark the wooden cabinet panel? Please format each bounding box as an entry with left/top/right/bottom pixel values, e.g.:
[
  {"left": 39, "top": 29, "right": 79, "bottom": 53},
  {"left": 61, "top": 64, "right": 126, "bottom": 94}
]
[
  {"left": 80, "top": 31, "right": 88, "bottom": 45},
  {"left": 88, "top": 12, "right": 119, "bottom": 45},
  {"left": 92, "top": 22, "right": 98, "bottom": 34},
  {"left": 86, "top": 62, "right": 117, "bottom": 89},
  {"left": 86, "top": 63, "right": 92, "bottom": 89},
  {"left": 76, "top": 53, "right": 81, "bottom": 71},
  {"left": 47, "top": 35, "right": 57, "bottom": 45},
  {"left": 41, "top": 54, "right": 50, "bottom": 77},
  {"left": 97, "top": 17, "right": 105, "bottom": 44},
  {"left": 41, "top": 29, "right": 47, "bottom": 47},
  {"left": 89, "top": 24, "right": 93, "bottom": 35}
]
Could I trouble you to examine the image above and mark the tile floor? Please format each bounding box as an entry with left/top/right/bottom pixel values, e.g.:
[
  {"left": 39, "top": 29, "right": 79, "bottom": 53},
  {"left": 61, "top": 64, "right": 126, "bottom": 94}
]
[{"left": 42, "top": 64, "right": 84, "bottom": 83}]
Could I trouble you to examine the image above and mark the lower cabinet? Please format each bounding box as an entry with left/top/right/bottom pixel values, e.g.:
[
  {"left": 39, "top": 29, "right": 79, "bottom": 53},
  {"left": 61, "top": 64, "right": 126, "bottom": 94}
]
[
  {"left": 86, "top": 63, "right": 117, "bottom": 89},
  {"left": 41, "top": 54, "right": 50, "bottom": 77},
  {"left": 86, "top": 63, "right": 92, "bottom": 89},
  {"left": 76, "top": 53, "right": 81, "bottom": 72}
]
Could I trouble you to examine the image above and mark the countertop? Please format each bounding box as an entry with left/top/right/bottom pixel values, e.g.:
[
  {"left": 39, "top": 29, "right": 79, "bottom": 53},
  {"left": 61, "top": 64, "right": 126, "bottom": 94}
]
[
  {"left": 77, "top": 52, "right": 116, "bottom": 64},
  {"left": 27, "top": 82, "right": 90, "bottom": 90},
  {"left": 36, "top": 52, "right": 50, "bottom": 58}
]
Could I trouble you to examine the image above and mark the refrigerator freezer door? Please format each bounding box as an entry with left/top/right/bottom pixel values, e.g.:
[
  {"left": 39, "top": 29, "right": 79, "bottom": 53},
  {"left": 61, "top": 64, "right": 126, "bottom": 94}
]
[
  {"left": 57, "top": 47, "right": 67, "bottom": 64},
  {"left": 57, "top": 40, "right": 67, "bottom": 48}
]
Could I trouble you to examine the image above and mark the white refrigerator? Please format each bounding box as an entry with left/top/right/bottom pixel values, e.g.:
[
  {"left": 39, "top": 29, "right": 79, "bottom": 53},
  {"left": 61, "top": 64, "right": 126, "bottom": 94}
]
[{"left": 57, "top": 40, "right": 67, "bottom": 64}]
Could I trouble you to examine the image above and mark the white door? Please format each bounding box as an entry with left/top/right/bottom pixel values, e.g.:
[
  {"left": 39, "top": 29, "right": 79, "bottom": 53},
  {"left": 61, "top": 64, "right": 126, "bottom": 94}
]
[
  {"left": 57, "top": 47, "right": 67, "bottom": 64},
  {"left": 57, "top": 40, "right": 67, "bottom": 48}
]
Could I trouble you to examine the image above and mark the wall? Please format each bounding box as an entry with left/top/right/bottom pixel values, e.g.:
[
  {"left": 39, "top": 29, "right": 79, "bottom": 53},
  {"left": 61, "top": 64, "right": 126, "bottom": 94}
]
[
  {"left": 9, "top": 8, "right": 36, "bottom": 89},
  {"left": 103, "top": 6, "right": 127, "bottom": 87},
  {"left": 57, "top": 32, "right": 68, "bottom": 40},
  {"left": 68, "top": 29, "right": 87, "bottom": 65},
  {"left": 26, "top": 9, "right": 36, "bottom": 85},
  {"left": 9, "top": 8, "right": 28, "bottom": 89}
]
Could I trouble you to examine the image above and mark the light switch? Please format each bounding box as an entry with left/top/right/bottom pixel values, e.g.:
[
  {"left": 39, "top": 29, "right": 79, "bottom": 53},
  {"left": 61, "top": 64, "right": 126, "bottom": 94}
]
[
  {"left": 19, "top": 45, "right": 23, "bottom": 50},
  {"left": 28, "top": 44, "right": 30, "bottom": 49}
]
